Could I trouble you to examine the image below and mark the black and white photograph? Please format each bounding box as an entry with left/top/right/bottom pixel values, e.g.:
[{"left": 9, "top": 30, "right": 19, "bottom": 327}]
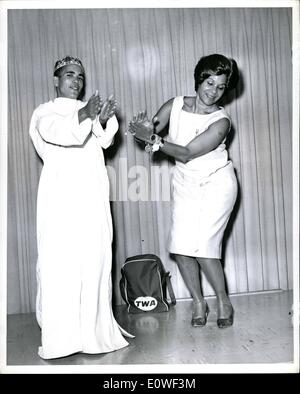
[{"left": 0, "top": 0, "right": 299, "bottom": 377}]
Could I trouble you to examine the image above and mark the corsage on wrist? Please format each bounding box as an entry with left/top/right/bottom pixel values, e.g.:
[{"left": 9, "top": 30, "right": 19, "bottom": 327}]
[{"left": 145, "top": 134, "right": 165, "bottom": 153}]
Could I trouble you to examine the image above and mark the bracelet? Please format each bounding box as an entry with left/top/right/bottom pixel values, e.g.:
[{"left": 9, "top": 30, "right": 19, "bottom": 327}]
[
  {"left": 150, "top": 134, "right": 160, "bottom": 144},
  {"left": 148, "top": 134, "right": 164, "bottom": 152}
]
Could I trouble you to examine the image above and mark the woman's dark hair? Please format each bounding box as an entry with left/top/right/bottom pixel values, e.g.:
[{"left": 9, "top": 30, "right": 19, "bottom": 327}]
[{"left": 194, "top": 54, "right": 239, "bottom": 91}]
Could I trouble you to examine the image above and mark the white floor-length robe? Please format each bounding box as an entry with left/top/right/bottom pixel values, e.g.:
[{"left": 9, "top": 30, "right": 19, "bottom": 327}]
[{"left": 30, "top": 97, "right": 132, "bottom": 359}]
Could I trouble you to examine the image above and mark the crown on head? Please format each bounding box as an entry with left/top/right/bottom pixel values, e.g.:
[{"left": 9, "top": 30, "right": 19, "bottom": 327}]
[{"left": 54, "top": 56, "right": 84, "bottom": 73}]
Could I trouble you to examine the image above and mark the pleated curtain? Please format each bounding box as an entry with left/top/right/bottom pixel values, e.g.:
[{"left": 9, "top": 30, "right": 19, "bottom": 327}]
[{"left": 6, "top": 8, "right": 293, "bottom": 313}]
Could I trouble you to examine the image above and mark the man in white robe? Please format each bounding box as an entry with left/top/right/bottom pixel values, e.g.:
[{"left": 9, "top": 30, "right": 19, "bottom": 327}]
[{"left": 30, "top": 56, "right": 133, "bottom": 359}]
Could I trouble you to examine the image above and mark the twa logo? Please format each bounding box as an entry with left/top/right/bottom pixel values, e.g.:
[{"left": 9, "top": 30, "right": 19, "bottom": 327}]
[{"left": 134, "top": 296, "right": 158, "bottom": 311}]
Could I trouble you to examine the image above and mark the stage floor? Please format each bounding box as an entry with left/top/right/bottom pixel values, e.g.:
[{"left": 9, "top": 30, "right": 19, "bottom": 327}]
[{"left": 6, "top": 290, "right": 294, "bottom": 369}]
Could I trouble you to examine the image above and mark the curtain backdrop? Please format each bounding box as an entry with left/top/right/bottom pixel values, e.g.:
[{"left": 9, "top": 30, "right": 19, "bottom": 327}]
[{"left": 7, "top": 8, "right": 293, "bottom": 314}]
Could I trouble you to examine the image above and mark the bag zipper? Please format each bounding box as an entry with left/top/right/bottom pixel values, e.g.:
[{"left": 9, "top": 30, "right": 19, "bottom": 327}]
[{"left": 123, "top": 258, "right": 157, "bottom": 267}]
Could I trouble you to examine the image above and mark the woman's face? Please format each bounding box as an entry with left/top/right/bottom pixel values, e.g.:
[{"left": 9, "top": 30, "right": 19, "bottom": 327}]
[
  {"left": 54, "top": 64, "right": 84, "bottom": 99},
  {"left": 197, "top": 74, "right": 227, "bottom": 107}
]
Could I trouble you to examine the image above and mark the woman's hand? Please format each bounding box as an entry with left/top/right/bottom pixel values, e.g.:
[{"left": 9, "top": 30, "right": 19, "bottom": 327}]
[
  {"left": 128, "top": 111, "right": 154, "bottom": 144},
  {"left": 98, "top": 94, "right": 117, "bottom": 126}
]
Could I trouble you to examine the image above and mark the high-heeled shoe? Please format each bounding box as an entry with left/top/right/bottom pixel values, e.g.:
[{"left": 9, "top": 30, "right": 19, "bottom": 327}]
[
  {"left": 217, "top": 307, "right": 234, "bottom": 328},
  {"left": 191, "top": 302, "right": 209, "bottom": 327}
]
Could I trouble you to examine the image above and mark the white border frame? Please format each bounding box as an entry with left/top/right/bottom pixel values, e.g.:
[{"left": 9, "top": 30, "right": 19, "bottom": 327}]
[{"left": 0, "top": 0, "right": 299, "bottom": 374}]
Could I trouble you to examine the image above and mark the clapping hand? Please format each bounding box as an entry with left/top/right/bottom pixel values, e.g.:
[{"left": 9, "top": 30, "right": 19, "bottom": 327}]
[
  {"left": 128, "top": 111, "right": 154, "bottom": 144},
  {"left": 98, "top": 94, "right": 117, "bottom": 125},
  {"left": 84, "top": 91, "right": 102, "bottom": 120}
]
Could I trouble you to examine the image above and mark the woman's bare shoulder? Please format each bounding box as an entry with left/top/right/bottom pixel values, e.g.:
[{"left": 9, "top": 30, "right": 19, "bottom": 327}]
[{"left": 155, "top": 97, "right": 175, "bottom": 115}]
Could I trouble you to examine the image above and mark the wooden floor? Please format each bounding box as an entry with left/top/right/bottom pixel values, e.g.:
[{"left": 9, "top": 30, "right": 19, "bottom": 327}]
[{"left": 6, "top": 290, "right": 294, "bottom": 367}]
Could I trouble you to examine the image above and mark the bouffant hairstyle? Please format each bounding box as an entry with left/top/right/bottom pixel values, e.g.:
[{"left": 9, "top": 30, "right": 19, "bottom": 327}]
[{"left": 194, "top": 54, "right": 239, "bottom": 91}]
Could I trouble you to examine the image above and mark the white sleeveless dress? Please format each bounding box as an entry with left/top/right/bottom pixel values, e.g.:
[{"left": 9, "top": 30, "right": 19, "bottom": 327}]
[{"left": 167, "top": 96, "right": 237, "bottom": 258}]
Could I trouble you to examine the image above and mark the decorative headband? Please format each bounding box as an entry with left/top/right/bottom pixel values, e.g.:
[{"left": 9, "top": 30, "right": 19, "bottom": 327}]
[{"left": 54, "top": 56, "right": 84, "bottom": 73}]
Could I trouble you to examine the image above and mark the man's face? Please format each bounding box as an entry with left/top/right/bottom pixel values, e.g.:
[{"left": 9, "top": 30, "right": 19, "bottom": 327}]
[{"left": 54, "top": 64, "right": 84, "bottom": 99}]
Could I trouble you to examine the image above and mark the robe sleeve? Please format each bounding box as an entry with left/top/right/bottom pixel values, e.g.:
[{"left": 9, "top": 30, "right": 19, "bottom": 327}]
[
  {"left": 34, "top": 105, "right": 92, "bottom": 147},
  {"left": 29, "top": 107, "right": 46, "bottom": 159},
  {"left": 92, "top": 115, "right": 119, "bottom": 149}
]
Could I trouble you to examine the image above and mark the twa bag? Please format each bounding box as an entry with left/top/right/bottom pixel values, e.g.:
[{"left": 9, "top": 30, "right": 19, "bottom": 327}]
[{"left": 120, "top": 254, "right": 176, "bottom": 313}]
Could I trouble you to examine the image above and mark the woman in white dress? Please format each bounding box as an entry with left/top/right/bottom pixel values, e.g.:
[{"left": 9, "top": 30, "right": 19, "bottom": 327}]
[
  {"left": 129, "top": 54, "right": 239, "bottom": 328},
  {"left": 30, "top": 56, "right": 133, "bottom": 359}
]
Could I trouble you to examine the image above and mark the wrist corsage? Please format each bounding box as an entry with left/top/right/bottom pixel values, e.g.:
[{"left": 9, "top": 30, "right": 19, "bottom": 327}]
[{"left": 145, "top": 134, "right": 165, "bottom": 153}]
